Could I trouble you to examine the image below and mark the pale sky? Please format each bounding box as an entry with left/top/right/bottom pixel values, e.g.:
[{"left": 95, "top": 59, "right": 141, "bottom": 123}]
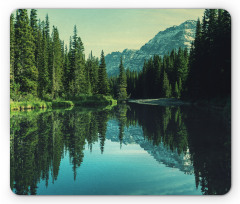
[{"left": 34, "top": 9, "right": 205, "bottom": 58}]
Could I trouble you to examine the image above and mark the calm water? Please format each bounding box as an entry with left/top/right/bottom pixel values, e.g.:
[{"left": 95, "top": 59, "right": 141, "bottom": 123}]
[{"left": 10, "top": 103, "right": 231, "bottom": 195}]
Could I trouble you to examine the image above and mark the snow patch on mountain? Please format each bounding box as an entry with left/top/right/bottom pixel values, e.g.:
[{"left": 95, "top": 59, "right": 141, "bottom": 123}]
[{"left": 105, "top": 20, "right": 197, "bottom": 76}]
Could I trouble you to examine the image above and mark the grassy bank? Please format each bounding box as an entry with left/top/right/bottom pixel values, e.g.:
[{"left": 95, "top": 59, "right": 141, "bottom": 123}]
[
  {"left": 10, "top": 101, "right": 53, "bottom": 111},
  {"left": 10, "top": 95, "right": 117, "bottom": 111}
]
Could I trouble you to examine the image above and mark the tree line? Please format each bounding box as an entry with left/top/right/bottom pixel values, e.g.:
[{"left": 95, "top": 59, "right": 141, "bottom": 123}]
[
  {"left": 110, "top": 9, "right": 231, "bottom": 101},
  {"left": 109, "top": 47, "right": 188, "bottom": 99},
  {"left": 127, "top": 48, "right": 188, "bottom": 99},
  {"left": 10, "top": 9, "right": 231, "bottom": 102},
  {"left": 186, "top": 9, "right": 231, "bottom": 100},
  {"left": 10, "top": 9, "right": 110, "bottom": 101}
]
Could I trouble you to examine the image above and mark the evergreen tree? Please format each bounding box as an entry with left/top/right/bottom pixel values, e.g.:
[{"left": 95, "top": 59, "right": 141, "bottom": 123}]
[
  {"left": 163, "top": 71, "right": 171, "bottom": 98},
  {"left": 10, "top": 14, "right": 15, "bottom": 95},
  {"left": 186, "top": 9, "right": 231, "bottom": 100},
  {"left": 98, "top": 50, "right": 109, "bottom": 95},
  {"left": 30, "top": 9, "right": 38, "bottom": 63},
  {"left": 117, "top": 57, "right": 127, "bottom": 100},
  {"left": 186, "top": 18, "right": 202, "bottom": 98},
  {"left": 51, "top": 26, "right": 63, "bottom": 98},
  {"left": 63, "top": 45, "right": 70, "bottom": 94},
  {"left": 38, "top": 22, "right": 49, "bottom": 98},
  {"left": 45, "top": 14, "right": 52, "bottom": 94},
  {"left": 174, "top": 81, "right": 179, "bottom": 98},
  {"left": 14, "top": 9, "right": 38, "bottom": 96},
  {"left": 71, "top": 26, "right": 88, "bottom": 95},
  {"left": 86, "top": 51, "right": 99, "bottom": 94},
  {"left": 153, "top": 55, "right": 162, "bottom": 97},
  {"left": 178, "top": 77, "right": 182, "bottom": 96}
]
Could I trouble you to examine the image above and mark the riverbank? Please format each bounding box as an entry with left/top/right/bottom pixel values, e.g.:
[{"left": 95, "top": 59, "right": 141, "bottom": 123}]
[
  {"left": 10, "top": 95, "right": 117, "bottom": 111},
  {"left": 128, "top": 97, "right": 231, "bottom": 129},
  {"left": 127, "top": 98, "right": 191, "bottom": 106}
]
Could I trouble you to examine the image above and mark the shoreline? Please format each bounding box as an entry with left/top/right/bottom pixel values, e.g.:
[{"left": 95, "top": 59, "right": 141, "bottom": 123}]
[
  {"left": 127, "top": 98, "right": 191, "bottom": 106},
  {"left": 10, "top": 95, "right": 117, "bottom": 111},
  {"left": 127, "top": 97, "right": 231, "bottom": 129}
]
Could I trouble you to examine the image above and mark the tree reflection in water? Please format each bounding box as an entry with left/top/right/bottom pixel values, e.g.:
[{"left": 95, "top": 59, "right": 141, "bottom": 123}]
[{"left": 10, "top": 104, "right": 230, "bottom": 195}]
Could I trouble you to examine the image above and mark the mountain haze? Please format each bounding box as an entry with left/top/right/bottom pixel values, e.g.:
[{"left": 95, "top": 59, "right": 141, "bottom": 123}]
[{"left": 105, "top": 20, "right": 197, "bottom": 76}]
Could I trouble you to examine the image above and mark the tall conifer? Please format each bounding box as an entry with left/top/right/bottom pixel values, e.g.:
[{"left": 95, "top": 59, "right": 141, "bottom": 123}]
[
  {"left": 98, "top": 50, "right": 109, "bottom": 95},
  {"left": 14, "top": 9, "right": 38, "bottom": 96},
  {"left": 117, "top": 57, "right": 127, "bottom": 100}
]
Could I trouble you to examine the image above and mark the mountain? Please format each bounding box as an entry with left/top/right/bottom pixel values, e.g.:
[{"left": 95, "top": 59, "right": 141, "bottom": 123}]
[
  {"left": 105, "top": 20, "right": 197, "bottom": 76},
  {"left": 106, "top": 119, "right": 193, "bottom": 174}
]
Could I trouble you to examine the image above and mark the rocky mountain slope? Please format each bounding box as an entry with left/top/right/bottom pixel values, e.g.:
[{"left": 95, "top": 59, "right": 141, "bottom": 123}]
[{"left": 105, "top": 20, "right": 196, "bottom": 76}]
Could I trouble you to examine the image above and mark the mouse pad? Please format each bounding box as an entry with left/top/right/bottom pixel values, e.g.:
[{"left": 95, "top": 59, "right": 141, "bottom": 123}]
[{"left": 10, "top": 9, "right": 231, "bottom": 195}]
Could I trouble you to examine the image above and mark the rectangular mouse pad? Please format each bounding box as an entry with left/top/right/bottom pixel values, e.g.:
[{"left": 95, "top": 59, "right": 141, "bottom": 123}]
[{"left": 10, "top": 9, "right": 231, "bottom": 195}]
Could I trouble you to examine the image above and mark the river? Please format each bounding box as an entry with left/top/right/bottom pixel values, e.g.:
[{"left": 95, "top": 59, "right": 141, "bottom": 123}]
[{"left": 10, "top": 102, "right": 231, "bottom": 195}]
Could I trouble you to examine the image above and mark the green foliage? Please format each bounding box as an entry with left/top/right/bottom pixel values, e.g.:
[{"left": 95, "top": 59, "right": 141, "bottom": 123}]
[
  {"left": 14, "top": 9, "right": 38, "bottom": 96},
  {"left": 109, "top": 9, "right": 230, "bottom": 102},
  {"left": 117, "top": 57, "right": 128, "bottom": 100},
  {"left": 174, "top": 82, "right": 179, "bottom": 98},
  {"left": 10, "top": 94, "right": 117, "bottom": 112},
  {"left": 186, "top": 9, "right": 231, "bottom": 100},
  {"left": 122, "top": 49, "right": 189, "bottom": 99},
  {"left": 10, "top": 14, "right": 15, "bottom": 93},
  {"left": 69, "top": 94, "right": 117, "bottom": 107},
  {"left": 11, "top": 8, "right": 230, "bottom": 107},
  {"left": 10, "top": 100, "right": 52, "bottom": 111},
  {"left": 37, "top": 21, "right": 49, "bottom": 98},
  {"left": 10, "top": 11, "right": 112, "bottom": 105},
  {"left": 52, "top": 101, "right": 74, "bottom": 108},
  {"left": 30, "top": 9, "right": 38, "bottom": 62},
  {"left": 51, "top": 27, "right": 63, "bottom": 98},
  {"left": 98, "top": 50, "right": 109, "bottom": 95},
  {"left": 86, "top": 51, "right": 99, "bottom": 94},
  {"left": 163, "top": 71, "right": 172, "bottom": 98}
]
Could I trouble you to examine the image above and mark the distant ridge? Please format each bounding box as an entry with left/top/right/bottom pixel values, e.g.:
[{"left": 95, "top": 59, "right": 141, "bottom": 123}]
[{"left": 105, "top": 20, "right": 197, "bottom": 76}]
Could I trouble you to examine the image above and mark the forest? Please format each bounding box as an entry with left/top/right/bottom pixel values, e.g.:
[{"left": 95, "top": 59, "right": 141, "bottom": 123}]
[
  {"left": 10, "top": 9, "right": 114, "bottom": 107},
  {"left": 110, "top": 9, "right": 231, "bottom": 104},
  {"left": 10, "top": 9, "right": 231, "bottom": 108},
  {"left": 9, "top": 9, "right": 231, "bottom": 196}
]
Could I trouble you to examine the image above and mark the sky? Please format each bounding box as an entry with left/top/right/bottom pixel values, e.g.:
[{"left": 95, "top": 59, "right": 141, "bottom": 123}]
[{"left": 35, "top": 9, "right": 205, "bottom": 58}]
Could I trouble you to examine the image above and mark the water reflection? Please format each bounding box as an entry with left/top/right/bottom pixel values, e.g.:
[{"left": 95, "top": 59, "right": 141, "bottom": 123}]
[{"left": 10, "top": 104, "right": 231, "bottom": 195}]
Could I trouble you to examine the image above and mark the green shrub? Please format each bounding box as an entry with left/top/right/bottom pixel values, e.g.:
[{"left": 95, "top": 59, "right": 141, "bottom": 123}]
[{"left": 52, "top": 101, "right": 74, "bottom": 108}]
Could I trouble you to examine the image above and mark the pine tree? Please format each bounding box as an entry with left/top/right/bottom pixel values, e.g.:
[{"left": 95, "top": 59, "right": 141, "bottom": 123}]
[
  {"left": 174, "top": 81, "right": 179, "bottom": 98},
  {"left": 117, "top": 57, "right": 127, "bottom": 100},
  {"left": 10, "top": 14, "right": 15, "bottom": 95},
  {"left": 98, "top": 50, "right": 109, "bottom": 95},
  {"left": 71, "top": 26, "right": 88, "bottom": 96},
  {"left": 186, "top": 18, "right": 202, "bottom": 99},
  {"left": 186, "top": 9, "right": 231, "bottom": 100},
  {"left": 153, "top": 55, "right": 162, "bottom": 98},
  {"left": 178, "top": 77, "right": 182, "bottom": 95},
  {"left": 30, "top": 9, "right": 38, "bottom": 64},
  {"left": 68, "top": 36, "right": 75, "bottom": 95},
  {"left": 14, "top": 9, "right": 38, "bottom": 96},
  {"left": 45, "top": 14, "right": 52, "bottom": 94},
  {"left": 63, "top": 45, "right": 70, "bottom": 94},
  {"left": 38, "top": 22, "right": 49, "bottom": 98},
  {"left": 52, "top": 26, "right": 63, "bottom": 98},
  {"left": 175, "top": 47, "right": 188, "bottom": 84},
  {"left": 162, "top": 71, "right": 171, "bottom": 98},
  {"left": 86, "top": 51, "right": 99, "bottom": 94}
]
